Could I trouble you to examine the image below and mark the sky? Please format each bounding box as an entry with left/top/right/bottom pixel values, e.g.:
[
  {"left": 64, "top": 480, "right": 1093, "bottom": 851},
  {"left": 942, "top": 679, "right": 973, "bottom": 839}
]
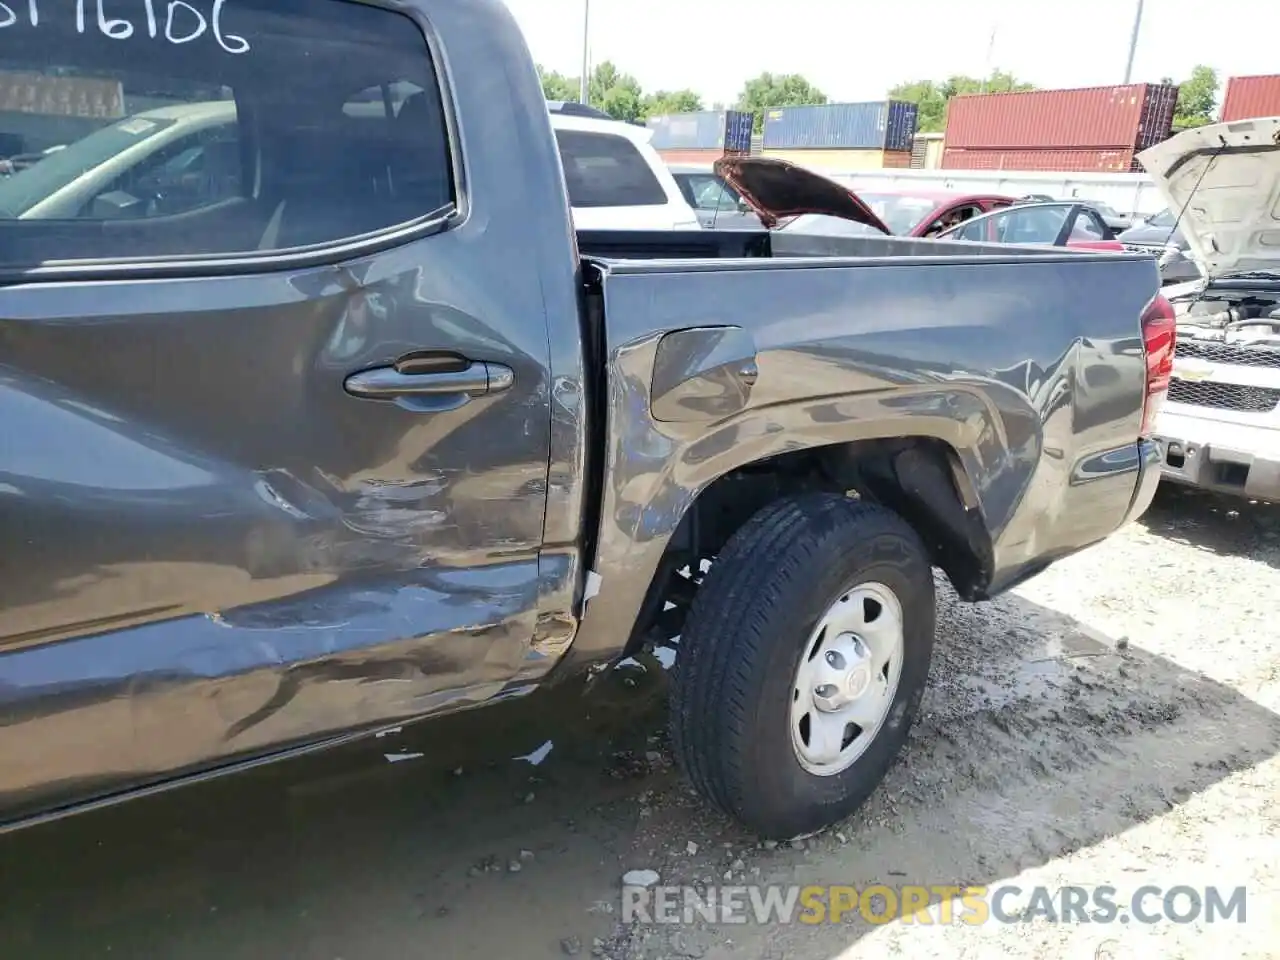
[{"left": 501, "top": 0, "right": 1280, "bottom": 108}]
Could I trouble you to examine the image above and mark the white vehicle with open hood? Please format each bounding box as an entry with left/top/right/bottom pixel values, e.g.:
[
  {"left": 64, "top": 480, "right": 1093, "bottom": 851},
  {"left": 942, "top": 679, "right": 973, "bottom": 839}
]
[{"left": 1138, "top": 116, "right": 1280, "bottom": 502}]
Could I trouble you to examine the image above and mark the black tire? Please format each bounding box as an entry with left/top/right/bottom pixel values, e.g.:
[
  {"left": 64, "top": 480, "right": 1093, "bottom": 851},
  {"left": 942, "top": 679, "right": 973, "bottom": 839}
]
[{"left": 669, "top": 493, "right": 935, "bottom": 839}]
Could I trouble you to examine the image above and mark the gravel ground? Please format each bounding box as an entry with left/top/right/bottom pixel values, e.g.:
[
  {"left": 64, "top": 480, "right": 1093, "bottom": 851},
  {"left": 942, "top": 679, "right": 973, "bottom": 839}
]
[{"left": 1, "top": 485, "right": 1277, "bottom": 959}]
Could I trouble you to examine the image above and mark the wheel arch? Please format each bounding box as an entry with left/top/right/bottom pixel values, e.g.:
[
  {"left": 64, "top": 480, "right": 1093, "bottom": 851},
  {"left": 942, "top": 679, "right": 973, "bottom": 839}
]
[
  {"left": 565, "top": 390, "right": 1014, "bottom": 676},
  {"left": 620, "top": 434, "right": 995, "bottom": 657}
]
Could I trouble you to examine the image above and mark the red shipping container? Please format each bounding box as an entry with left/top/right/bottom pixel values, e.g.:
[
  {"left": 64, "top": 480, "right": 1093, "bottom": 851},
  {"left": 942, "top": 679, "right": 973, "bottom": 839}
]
[
  {"left": 941, "top": 147, "right": 1139, "bottom": 174},
  {"left": 944, "top": 84, "right": 1178, "bottom": 150},
  {"left": 1221, "top": 74, "right": 1280, "bottom": 122}
]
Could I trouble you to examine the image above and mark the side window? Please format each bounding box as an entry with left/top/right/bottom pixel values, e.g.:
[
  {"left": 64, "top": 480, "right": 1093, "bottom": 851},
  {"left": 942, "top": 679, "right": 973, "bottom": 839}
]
[
  {"left": 1001, "top": 206, "right": 1071, "bottom": 244},
  {"left": 554, "top": 130, "right": 668, "bottom": 208},
  {"left": 926, "top": 204, "right": 979, "bottom": 236},
  {"left": 688, "top": 175, "right": 740, "bottom": 212},
  {"left": 91, "top": 122, "right": 243, "bottom": 219},
  {"left": 1070, "top": 210, "right": 1105, "bottom": 240},
  {"left": 990, "top": 211, "right": 1019, "bottom": 242},
  {"left": 951, "top": 216, "right": 990, "bottom": 242},
  {"left": 0, "top": 0, "right": 454, "bottom": 266}
]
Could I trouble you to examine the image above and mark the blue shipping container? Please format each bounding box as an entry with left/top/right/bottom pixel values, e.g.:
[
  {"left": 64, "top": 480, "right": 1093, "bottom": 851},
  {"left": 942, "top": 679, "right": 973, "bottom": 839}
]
[
  {"left": 724, "top": 110, "right": 753, "bottom": 153},
  {"left": 763, "top": 101, "right": 919, "bottom": 150},
  {"left": 647, "top": 111, "right": 724, "bottom": 149},
  {"left": 884, "top": 101, "right": 919, "bottom": 152},
  {"left": 647, "top": 109, "right": 755, "bottom": 151}
]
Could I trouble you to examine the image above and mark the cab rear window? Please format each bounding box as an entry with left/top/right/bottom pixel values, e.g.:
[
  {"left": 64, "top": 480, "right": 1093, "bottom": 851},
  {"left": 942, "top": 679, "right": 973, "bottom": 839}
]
[
  {"left": 554, "top": 130, "right": 667, "bottom": 208},
  {"left": 0, "top": 0, "right": 455, "bottom": 267}
]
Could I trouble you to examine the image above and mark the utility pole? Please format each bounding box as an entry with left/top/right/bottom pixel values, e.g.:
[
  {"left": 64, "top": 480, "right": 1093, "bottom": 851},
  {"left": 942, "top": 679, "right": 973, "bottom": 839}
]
[
  {"left": 979, "top": 26, "right": 998, "bottom": 94},
  {"left": 579, "top": 0, "right": 591, "bottom": 104},
  {"left": 1123, "top": 0, "right": 1144, "bottom": 84}
]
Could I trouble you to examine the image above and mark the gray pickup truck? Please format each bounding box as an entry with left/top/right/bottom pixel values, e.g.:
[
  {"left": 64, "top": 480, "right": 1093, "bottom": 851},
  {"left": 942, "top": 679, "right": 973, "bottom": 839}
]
[{"left": 0, "top": 0, "right": 1169, "bottom": 839}]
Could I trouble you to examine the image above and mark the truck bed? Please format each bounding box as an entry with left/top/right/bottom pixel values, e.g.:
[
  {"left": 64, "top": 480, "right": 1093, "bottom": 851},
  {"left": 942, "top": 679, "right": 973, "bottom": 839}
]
[
  {"left": 575, "top": 228, "right": 1081, "bottom": 261},
  {"left": 577, "top": 228, "right": 1161, "bottom": 605}
]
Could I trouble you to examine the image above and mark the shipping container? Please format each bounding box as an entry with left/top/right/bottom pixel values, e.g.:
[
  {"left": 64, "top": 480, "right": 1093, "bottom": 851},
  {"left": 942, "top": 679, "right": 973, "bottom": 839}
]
[
  {"left": 885, "top": 101, "right": 918, "bottom": 152},
  {"left": 944, "top": 83, "right": 1178, "bottom": 151},
  {"left": 1221, "top": 74, "right": 1280, "bottom": 122},
  {"left": 646, "top": 109, "right": 754, "bottom": 152},
  {"left": 910, "top": 132, "right": 945, "bottom": 169},
  {"left": 763, "top": 101, "right": 918, "bottom": 151},
  {"left": 0, "top": 69, "right": 125, "bottom": 120},
  {"left": 941, "top": 147, "right": 1139, "bottom": 173},
  {"left": 761, "top": 148, "right": 911, "bottom": 172},
  {"left": 656, "top": 148, "right": 728, "bottom": 165}
]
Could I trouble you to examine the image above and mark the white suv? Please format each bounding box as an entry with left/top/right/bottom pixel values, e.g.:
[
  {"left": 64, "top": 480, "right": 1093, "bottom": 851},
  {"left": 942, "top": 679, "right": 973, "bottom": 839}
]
[{"left": 548, "top": 109, "right": 701, "bottom": 231}]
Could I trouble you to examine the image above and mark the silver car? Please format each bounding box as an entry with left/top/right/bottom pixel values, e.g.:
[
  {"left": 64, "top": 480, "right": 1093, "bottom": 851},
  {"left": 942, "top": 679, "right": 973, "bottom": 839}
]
[
  {"left": 667, "top": 165, "right": 762, "bottom": 230},
  {"left": 1117, "top": 209, "right": 1201, "bottom": 285}
]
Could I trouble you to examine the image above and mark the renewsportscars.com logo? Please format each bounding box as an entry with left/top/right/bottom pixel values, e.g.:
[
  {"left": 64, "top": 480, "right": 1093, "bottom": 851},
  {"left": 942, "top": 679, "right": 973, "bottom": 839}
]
[{"left": 622, "top": 883, "right": 1249, "bottom": 926}]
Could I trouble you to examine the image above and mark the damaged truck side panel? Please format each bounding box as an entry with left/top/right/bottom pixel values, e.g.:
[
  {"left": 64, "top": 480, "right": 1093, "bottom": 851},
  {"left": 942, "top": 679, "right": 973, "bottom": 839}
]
[{"left": 564, "top": 253, "right": 1159, "bottom": 671}]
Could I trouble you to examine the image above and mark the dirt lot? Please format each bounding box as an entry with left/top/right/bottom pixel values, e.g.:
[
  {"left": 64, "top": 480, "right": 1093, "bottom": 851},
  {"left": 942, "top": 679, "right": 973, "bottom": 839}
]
[{"left": 2, "top": 486, "right": 1278, "bottom": 959}]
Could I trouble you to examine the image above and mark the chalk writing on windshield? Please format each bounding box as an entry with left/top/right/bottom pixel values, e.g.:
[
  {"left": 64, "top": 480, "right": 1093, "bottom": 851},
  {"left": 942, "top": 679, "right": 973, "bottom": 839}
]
[{"left": 0, "top": 1, "right": 250, "bottom": 54}]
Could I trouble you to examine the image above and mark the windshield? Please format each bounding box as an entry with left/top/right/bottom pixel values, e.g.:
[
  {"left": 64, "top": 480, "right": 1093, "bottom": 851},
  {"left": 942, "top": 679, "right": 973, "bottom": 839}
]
[
  {"left": 675, "top": 173, "right": 744, "bottom": 213},
  {"left": 1144, "top": 209, "right": 1176, "bottom": 229},
  {"left": 783, "top": 213, "right": 885, "bottom": 237},
  {"left": 0, "top": 114, "right": 178, "bottom": 218},
  {"left": 856, "top": 192, "right": 942, "bottom": 234}
]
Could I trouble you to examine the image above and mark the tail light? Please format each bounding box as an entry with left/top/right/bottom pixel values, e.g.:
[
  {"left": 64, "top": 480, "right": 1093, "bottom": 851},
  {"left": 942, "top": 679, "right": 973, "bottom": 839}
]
[{"left": 1140, "top": 292, "right": 1177, "bottom": 436}]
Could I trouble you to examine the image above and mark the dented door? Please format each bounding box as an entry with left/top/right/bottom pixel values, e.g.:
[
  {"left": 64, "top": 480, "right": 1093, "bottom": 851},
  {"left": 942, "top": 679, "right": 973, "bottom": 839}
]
[{"left": 0, "top": 0, "right": 554, "bottom": 824}]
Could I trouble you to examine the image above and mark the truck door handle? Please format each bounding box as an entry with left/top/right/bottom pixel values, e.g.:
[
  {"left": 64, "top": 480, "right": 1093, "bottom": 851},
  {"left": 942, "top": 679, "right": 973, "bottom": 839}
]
[{"left": 344, "top": 361, "right": 514, "bottom": 403}]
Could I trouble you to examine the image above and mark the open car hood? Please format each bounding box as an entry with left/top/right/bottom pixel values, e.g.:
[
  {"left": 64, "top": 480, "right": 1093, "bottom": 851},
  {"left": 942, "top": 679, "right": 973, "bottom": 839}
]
[
  {"left": 1137, "top": 116, "right": 1280, "bottom": 279},
  {"left": 713, "top": 156, "right": 891, "bottom": 233}
]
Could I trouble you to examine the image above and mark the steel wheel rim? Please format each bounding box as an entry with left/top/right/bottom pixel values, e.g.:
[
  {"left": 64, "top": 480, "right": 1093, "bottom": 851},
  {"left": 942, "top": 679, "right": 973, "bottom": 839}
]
[{"left": 789, "top": 581, "right": 905, "bottom": 777}]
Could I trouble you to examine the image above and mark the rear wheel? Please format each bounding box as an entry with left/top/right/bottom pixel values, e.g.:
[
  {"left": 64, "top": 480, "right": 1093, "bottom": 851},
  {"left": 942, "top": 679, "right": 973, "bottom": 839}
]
[{"left": 669, "top": 493, "right": 935, "bottom": 839}]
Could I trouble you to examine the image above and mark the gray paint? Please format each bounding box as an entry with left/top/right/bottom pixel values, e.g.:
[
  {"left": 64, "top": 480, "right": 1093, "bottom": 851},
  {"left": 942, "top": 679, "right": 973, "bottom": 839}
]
[
  {"left": 650, "top": 327, "right": 759, "bottom": 423},
  {"left": 563, "top": 245, "right": 1160, "bottom": 667},
  {"left": 0, "top": 0, "right": 582, "bottom": 826},
  {"left": 0, "top": 0, "right": 1161, "bottom": 830}
]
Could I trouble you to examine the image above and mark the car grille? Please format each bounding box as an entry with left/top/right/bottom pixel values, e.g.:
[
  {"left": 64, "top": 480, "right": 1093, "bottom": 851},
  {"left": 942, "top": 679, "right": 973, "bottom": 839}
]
[
  {"left": 1123, "top": 242, "right": 1165, "bottom": 255},
  {"left": 1176, "top": 339, "right": 1280, "bottom": 369},
  {"left": 1168, "top": 379, "right": 1280, "bottom": 413}
]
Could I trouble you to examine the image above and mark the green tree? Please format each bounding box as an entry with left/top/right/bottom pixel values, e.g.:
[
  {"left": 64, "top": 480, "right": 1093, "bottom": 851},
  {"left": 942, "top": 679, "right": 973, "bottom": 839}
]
[
  {"left": 588, "top": 61, "right": 645, "bottom": 122},
  {"left": 642, "top": 89, "right": 704, "bottom": 118},
  {"left": 1173, "top": 65, "right": 1218, "bottom": 128},
  {"left": 736, "top": 73, "right": 827, "bottom": 132},
  {"left": 535, "top": 61, "right": 648, "bottom": 124},
  {"left": 888, "top": 71, "right": 1036, "bottom": 133},
  {"left": 536, "top": 64, "right": 578, "bottom": 102}
]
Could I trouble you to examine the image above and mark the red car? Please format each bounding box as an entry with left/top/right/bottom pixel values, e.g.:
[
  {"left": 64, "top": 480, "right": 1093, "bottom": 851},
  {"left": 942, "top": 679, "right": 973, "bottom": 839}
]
[
  {"left": 853, "top": 189, "right": 1017, "bottom": 237},
  {"left": 936, "top": 201, "right": 1126, "bottom": 251}
]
